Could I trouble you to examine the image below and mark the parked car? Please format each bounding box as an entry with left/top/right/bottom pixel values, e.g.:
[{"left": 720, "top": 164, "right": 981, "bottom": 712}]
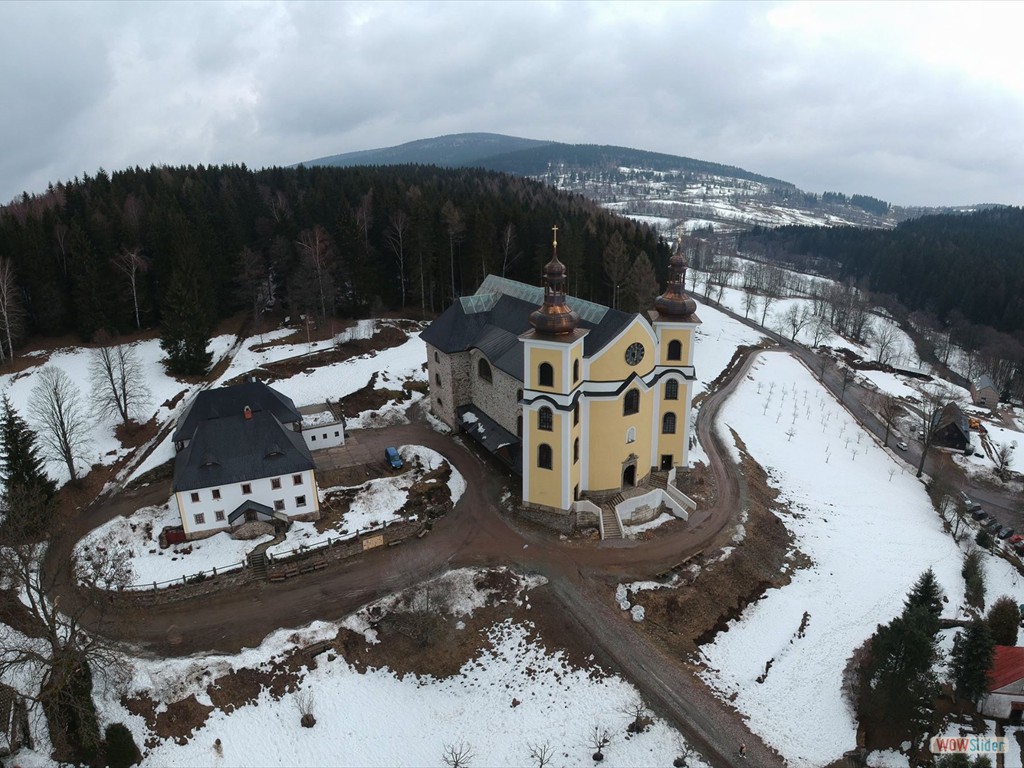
[
  {"left": 984, "top": 517, "right": 1003, "bottom": 532},
  {"left": 960, "top": 491, "right": 975, "bottom": 507},
  {"left": 1014, "top": 540, "right": 1024, "bottom": 555},
  {"left": 897, "top": 440, "right": 909, "bottom": 451},
  {"left": 1008, "top": 534, "right": 1024, "bottom": 546},
  {"left": 384, "top": 446, "right": 403, "bottom": 470},
  {"left": 999, "top": 527, "right": 1015, "bottom": 540},
  {"left": 971, "top": 508, "right": 989, "bottom": 521}
]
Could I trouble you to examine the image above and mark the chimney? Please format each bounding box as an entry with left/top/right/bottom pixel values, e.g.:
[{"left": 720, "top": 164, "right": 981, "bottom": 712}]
[{"left": 243, "top": 405, "right": 252, "bottom": 420}]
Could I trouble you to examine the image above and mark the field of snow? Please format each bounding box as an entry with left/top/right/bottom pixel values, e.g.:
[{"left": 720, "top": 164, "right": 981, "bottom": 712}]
[
  {"left": 81, "top": 570, "right": 708, "bottom": 768},
  {"left": 699, "top": 352, "right": 1023, "bottom": 767}
]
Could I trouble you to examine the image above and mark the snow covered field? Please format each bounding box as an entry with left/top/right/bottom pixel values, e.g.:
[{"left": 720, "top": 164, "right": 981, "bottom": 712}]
[
  {"left": 699, "top": 352, "right": 1023, "bottom": 767},
  {"left": 77, "top": 569, "right": 708, "bottom": 768}
]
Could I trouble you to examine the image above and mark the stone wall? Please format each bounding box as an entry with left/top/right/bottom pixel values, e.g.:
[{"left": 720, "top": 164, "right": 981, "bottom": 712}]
[
  {"left": 469, "top": 349, "right": 522, "bottom": 436},
  {"left": 425, "top": 343, "right": 471, "bottom": 429},
  {"left": 519, "top": 503, "right": 578, "bottom": 535}
]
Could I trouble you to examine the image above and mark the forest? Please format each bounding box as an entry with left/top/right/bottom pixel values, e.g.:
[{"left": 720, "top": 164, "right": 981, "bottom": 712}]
[
  {"left": 738, "top": 206, "right": 1024, "bottom": 336},
  {"left": 0, "top": 164, "right": 670, "bottom": 372}
]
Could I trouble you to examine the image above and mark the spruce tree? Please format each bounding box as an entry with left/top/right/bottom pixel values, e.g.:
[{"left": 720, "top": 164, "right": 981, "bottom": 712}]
[
  {"left": 0, "top": 394, "right": 57, "bottom": 538},
  {"left": 905, "top": 568, "right": 945, "bottom": 623},
  {"left": 986, "top": 596, "right": 1020, "bottom": 646},
  {"left": 949, "top": 619, "right": 995, "bottom": 703},
  {"left": 159, "top": 249, "right": 213, "bottom": 376}
]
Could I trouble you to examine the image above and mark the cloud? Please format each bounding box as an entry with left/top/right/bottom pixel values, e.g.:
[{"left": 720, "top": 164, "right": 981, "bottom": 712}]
[{"left": 1, "top": 1, "right": 1022, "bottom": 207}]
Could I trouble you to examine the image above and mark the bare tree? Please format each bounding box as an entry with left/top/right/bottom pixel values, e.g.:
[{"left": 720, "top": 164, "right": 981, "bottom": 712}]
[
  {"left": 994, "top": 441, "right": 1015, "bottom": 482},
  {"left": 759, "top": 293, "right": 777, "bottom": 327},
  {"left": 875, "top": 393, "right": 903, "bottom": 447},
  {"left": 29, "top": 367, "right": 92, "bottom": 482},
  {"left": 588, "top": 724, "right": 612, "bottom": 762},
  {"left": 782, "top": 304, "right": 811, "bottom": 342},
  {"left": 384, "top": 210, "right": 410, "bottom": 308},
  {"left": 441, "top": 200, "right": 465, "bottom": 302},
  {"left": 602, "top": 232, "right": 630, "bottom": 310},
  {"left": 441, "top": 741, "right": 475, "bottom": 768},
  {"left": 527, "top": 741, "right": 554, "bottom": 768},
  {"left": 113, "top": 247, "right": 148, "bottom": 330},
  {"left": 870, "top": 319, "right": 902, "bottom": 366},
  {"left": 809, "top": 314, "right": 833, "bottom": 347},
  {"left": 742, "top": 290, "right": 758, "bottom": 320},
  {"left": 296, "top": 225, "right": 336, "bottom": 322},
  {"left": 234, "top": 247, "right": 268, "bottom": 336},
  {"left": 915, "top": 383, "right": 959, "bottom": 478},
  {"left": 0, "top": 533, "right": 133, "bottom": 760},
  {"left": 499, "top": 223, "right": 522, "bottom": 277},
  {"left": 89, "top": 340, "right": 152, "bottom": 427},
  {"left": 622, "top": 698, "right": 652, "bottom": 734},
  {"left": 0, "top": 257, "right": 24, "bottom": 362},
  {"left": 294, "top": 688, "right": 316, "bottom": 728}
]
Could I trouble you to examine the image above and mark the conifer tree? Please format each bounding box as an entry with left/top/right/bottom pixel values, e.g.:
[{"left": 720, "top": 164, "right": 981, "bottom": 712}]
[
  {"left": 949, "top": 619, "right": 995, "bottom": 704},
  {"left": 159, "top": 248, "right": 213, "bottom": 376},
  {"left": 905, "top": 568, "right": 944, "bottom": 622},
  {"left": 986, "top": 596, "right": 1020, "bottom": 646},
  {"left": 0, "top": 394, "right": 56, "bottom": 538}
]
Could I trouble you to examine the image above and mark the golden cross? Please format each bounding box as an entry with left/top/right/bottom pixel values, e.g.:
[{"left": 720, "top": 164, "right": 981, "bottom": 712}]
[{"left": 552, "top": 224, "right": 558, "bottom": 249}]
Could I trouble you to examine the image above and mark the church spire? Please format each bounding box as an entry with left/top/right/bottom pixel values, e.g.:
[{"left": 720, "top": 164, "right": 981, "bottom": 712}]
[
  {"left": 529, "top": 225, "right": 580, "bottom": 335},
  {"left": 654, "top": 226, "right": 698, "bottom": 318}
]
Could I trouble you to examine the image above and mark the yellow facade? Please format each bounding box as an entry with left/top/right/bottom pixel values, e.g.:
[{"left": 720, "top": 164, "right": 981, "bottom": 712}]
[
  {"left": 658, "top": 327, "right": 693, "bottom": 366},
  {"left": 529, "top": 346, "right": 567, "bottom": 392},
  {"left": 528, "top": 406, "right": 564, "bottom": 508},
  {"left": 588, "top": 322, "right": 656, "bottom": 381},
  {"left": 586, "top": 386, "right": 655, "bottom": 492}
]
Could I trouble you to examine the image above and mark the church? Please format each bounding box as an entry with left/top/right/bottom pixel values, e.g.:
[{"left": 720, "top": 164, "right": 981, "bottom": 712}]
[{"left": 420, "top": 227, "right": 699, "bottom": 535}]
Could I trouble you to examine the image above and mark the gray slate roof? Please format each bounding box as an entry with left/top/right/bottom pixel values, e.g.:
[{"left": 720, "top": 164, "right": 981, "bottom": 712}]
[
  {"left": 420, "top": 276, "right": 635, "bottom": 381},
  {"left": 173, "top": 409, "right": 314, "bottom": 492},
  {"left": 975, "top": 375, "right": 998, "bottom": 392},
  {"left": 173, "top": 380, "right": 300, "bottom": 443}
]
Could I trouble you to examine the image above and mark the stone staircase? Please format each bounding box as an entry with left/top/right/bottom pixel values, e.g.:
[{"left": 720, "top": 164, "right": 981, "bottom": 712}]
[
  {"left": 648, "top": 471, "right": 668, "bottom": 490},
  {"left": 601, "top": 505, "right": 623, "bottom": 539},
  {"left": 247, "top": 550, "right": 268, "bottom": 579}
]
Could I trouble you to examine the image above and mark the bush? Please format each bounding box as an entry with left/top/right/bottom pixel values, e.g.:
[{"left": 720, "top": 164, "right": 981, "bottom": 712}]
[
  {"left": 975, "top": 529, "right": 993, "bottom": 549},
  {"left": 987, "top": 596, "right": 1021, "bottom": 645},
  {"left": 963, "top": 550, "right": 986, "bottom": 611},
  {"left": 104, "top": 722, "right": 141, "bottom": 768}
]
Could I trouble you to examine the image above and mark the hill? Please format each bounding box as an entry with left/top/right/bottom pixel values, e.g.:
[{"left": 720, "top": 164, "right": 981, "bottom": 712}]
[
  {"left": 304, "top": 132, "right": 553, "bottom": 169},
  {"left": 298, "top": 132, "right": 899, "bottom": 233}
]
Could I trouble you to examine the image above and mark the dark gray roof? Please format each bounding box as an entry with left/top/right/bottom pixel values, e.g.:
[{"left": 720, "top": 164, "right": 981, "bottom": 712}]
[
  {"left": 173, "top": 410, "right": 314, "bottom": 492},
  {"left": 173, "top": 381, "right": 300, "bottom": 443},
  {"left": 420, "top": 276, "right": 634, "bottom": 381},
  {"left": 457, "top": 405, "right": 522, "bottom": 476},
  {"left": 228, "top": 500, "right": 276, "bottom": 525},
  {"left": 975, "top": 375, "right": 997, "bottom": 392}
]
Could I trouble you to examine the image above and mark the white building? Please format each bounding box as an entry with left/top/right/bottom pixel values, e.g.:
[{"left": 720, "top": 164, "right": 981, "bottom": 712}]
[
  {"left": 172, "top": 380, "right": 322, "bottom": 540},
  {"left": 980, "top": 645, "right": 1024, "bottom": 722}
]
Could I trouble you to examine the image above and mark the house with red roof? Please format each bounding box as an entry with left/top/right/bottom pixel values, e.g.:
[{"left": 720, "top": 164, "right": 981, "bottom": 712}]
[{"left": 980, "top": 645, "right": 1024, "bottom": 721}]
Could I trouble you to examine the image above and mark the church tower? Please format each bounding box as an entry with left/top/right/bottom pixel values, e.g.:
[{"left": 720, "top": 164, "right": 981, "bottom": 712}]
[
  {"left": 651, "top": 229, "right": 700, "bottom": 472},
  {"left": 521, "top": 226, "right": 588, "bottom": 511}
]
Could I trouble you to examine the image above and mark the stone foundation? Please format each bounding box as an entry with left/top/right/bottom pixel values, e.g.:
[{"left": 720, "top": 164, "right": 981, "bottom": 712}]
[
  {"left": 519, "top": 503, "right": 579, "bottom": 535},
  {"left": 232, "top": 521, "right": 274, "bottom": 540}
]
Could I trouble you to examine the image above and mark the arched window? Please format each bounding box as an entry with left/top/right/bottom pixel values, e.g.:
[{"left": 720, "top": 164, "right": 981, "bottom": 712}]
[
  {"left": 435, "top": 373, "right": 441, "bottom": 386},
  {"left": 538, "top": 443, "right": 552, "bottom": 469},
  {"left": 626, "top": 427, "right": 637, "bottom": 444},
  {"left": 538, "top": 406, "right": 553, "bottom": 431},
  {"left": 516, "top": 414, "right": 522, "bottom": 437},
  {"left": 477, "top": 358, "right": 493, "bottom": 383},
  {"left": 434, "top": 351, "right": 439, "bottom": 363},
  {"left": 624, "top": 388, "right": 640, "bottom": 416},
  {"left": 573, "top": 437, "right": 580, "bottom": 464},
  {"left": 573, "top": 402, "right": 579, "bottom": 426},
  {"left": 663, "top": 412, "right": 677, "bottom": 434},
  {"left": 667, "top": 339, "right": 682, "bottom": 361},
  {"left": 516, "top": 389, "right": 523, "bottom": 402},
  {"left": 665, "top": 379, "right": 679, "bottom": 400},
  {"left": 538, "top": 362, "right": 554, "bottom": 388},
  {"left": 573, "top": 359, "right": 580, "bottom": 383}
]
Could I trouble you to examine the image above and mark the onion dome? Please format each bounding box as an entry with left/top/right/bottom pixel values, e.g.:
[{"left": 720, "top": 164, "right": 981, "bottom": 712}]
[
  {"left": 529, "top": 225, "right": 580, "bottom": 335},
  {"left": 654, "top": 229, "right": 698, "bottom": 317}
]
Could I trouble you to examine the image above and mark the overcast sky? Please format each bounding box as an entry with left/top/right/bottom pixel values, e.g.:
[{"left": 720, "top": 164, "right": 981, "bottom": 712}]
[{"left": 2, "top": 1, "right": 1023, "bottom": 208}]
